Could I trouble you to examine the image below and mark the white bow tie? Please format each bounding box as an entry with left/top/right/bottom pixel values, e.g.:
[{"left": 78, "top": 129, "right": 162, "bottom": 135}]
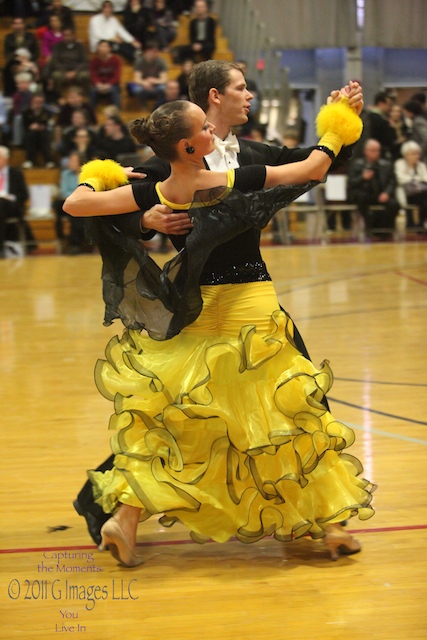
[{"left": 214, "top": 134, "right": 240, "bottom": 156}]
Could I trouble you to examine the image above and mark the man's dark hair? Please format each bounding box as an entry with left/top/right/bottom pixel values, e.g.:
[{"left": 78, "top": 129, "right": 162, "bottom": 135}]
[
  {"left": 188, "top": 60, "right": 244, "bottom": 112},
  {"left": 403, "top": 100, "right": 424, "bottom": 116}
]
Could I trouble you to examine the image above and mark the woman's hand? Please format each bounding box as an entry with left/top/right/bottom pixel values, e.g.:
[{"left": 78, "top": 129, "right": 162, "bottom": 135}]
[{"left": 142, "top": 204, "right": 193, "bottom": 235}]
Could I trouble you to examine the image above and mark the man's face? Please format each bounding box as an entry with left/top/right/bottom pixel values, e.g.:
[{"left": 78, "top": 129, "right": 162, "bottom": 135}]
[
  {"left": 102, "top": 2, "right": 113, "bottom": 16},
  {"left": 12, "top": 18, "right": 25, "bottom": 32},
  {"left": 62, "top": 29, "right": 75, "bottom": 44},
  {"left": 364, "top": 141, "right": 381, "bottom": 163},
  {"left": 215, "top": 68, "right": 253, "bottom": 127}
]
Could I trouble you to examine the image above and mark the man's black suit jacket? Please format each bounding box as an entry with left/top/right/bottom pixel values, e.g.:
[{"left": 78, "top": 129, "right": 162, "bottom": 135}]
[{"left": 4, "top": 166, "right": 29, "bottom": 218}]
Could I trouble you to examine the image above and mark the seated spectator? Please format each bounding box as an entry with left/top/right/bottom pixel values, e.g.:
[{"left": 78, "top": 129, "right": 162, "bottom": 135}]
[
  {"left": 176, "top": 58, "right": 194, "bottom": 99},
  {"left": 127, "top": 40, "right": 167, "bottom": 107},
  {"left": 176, "top": 0, "right": 216, "bottom": 63},
  {"left": 155, "top": 78, "right": 181, "bottom": 107},
  {"left": 0, "top": 94, "right": 11, "bottom": 145},
  {"left": 48, "top": 27, "right": 90, "bottom": 93},
  {"left": 89, "top": 0, "right": 141, "bottom": 63},
  {"left": 21, "top": 92, "right": 55, "bottom": 168},
  {"left": 123, "top": 0, "right": 152, "bottom": 48},
  {"left": 37, "top": 0, "right": 75, "bottom": 31},
  {"left": 53, "top": 151, "right": 87, "bottom": 254},
  {"left": 0, "top": 145, "right": 37, "bottom": 257},
  {"left": 40, "top": 13, "right": 64, "bottom": 64},
  {"left": 388, "top": 103, "right": 409, "bottom": 161},
  {"left": 4, "top": 16, "right": 39, "bottom": 63},
  {"left": 57, "top": 109, "right": 98, "bottom": 160},
  {"left": 55, "top": 86, "right": 97, "bottom": 133},
  {"left": 149, "top": 0, "right": 176, "bottom": 52},
  {"left": 3, "top": 47, "right": 39, "bottom": 97},
  {"left": 347, "top": 138, "right": 399, "bottom": 237},
  {"left": 89, "top": 40, "right": 122, "bottom": 110},
  {"left": 403, "top": 100, "right": 427, "bottom": 164},
  {"left": 395, "top": 140, "right": 427, "bottom": 229},
  {"left": 95, "top": 115, "right": 136, "bottom": 161},
  {"left": 97, "top": 106, "right": 130, "bottom": 139},
  {"left": 10, "top": 71, "right": 35, "bottom": 146}
]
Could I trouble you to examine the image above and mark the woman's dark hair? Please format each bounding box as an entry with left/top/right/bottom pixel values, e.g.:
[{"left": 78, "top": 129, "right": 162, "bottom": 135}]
[{"left": 129, "top": 100, "right": 193, "bottom": 161}]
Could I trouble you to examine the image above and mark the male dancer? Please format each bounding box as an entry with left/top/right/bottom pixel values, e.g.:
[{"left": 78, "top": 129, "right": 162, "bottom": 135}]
[{"left": 74, "top": 60, "right": 363, "bottom": 545}]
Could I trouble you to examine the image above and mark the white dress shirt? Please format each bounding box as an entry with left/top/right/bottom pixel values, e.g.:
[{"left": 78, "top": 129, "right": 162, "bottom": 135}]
[
  {"left": 89, "top": 14, "right": 134, "bottom": 52},
  {"left": 204, "top": 132, "right": 240, "bottom": 171}
]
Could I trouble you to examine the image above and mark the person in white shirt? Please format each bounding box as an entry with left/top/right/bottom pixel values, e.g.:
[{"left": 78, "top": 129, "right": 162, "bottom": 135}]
[
  {"left": 395, "top": 140, "right": 427, "bottom": 228},
  {"left": 88, "top": 0, "right": 141, "bottom": 63}
]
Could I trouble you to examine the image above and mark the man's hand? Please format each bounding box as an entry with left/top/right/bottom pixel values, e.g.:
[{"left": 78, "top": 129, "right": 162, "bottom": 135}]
[
  {"left": 142, "top": 204, "right": 193, "bottom": 235},
  {"left": 378, "top": 192, "right": 390, "bottom": 203},
  {"left": 123, "top": 167, "right": 146, "bottom": 180}
]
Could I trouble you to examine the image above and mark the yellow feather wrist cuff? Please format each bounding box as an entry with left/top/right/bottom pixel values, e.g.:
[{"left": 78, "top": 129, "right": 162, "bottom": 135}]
[
  {"left": 316, "top": 97, "right": 363, "bottom": 150},
  {"left": 78, "top": 159, "right": 129, "bottom": 192}
]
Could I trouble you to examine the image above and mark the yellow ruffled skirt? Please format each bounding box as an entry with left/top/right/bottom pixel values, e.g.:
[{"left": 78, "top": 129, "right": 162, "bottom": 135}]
[{"left": 90, "top": 282, "right": 375, "bottom": 543}]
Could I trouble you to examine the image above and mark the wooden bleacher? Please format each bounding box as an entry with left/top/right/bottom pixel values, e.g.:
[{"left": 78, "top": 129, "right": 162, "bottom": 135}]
[{"left": 0, "top": 11, "right": 234, "bottom": 249}]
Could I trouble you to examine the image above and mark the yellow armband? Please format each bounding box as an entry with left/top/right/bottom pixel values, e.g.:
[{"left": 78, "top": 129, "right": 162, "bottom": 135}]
[
  {"left": 78, "top": 159, "right": 129, "bottom": 192},
  {"left": 316, "top": 97, "right": 363, "bottom": 157}
]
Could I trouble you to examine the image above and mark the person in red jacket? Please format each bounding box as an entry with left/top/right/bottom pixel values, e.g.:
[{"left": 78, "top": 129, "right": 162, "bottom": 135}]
[{"left": 89, "top": 40, "right": 121, "bottom": 109}]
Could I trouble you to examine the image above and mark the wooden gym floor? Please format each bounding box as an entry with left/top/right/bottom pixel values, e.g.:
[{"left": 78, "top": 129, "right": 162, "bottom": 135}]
[{"left": 1, "top": 240, "right": 427, "bottom": 639}]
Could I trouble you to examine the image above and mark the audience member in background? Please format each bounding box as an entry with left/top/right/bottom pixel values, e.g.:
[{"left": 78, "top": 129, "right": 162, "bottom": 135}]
[
  {"left": 37, "top": 0, "right": 75, "bottom": 31},
  {"left": 176, "top": 58, "right": 194, "bottom": 99},
  {"left": 22, "top": 92, "right": 55, "bottom": 168},
  {"left": 410, "top": 92, "right": 427, "bottom": 119},
  {"left": 0, "top": 95, "right": 10, "bottom": 145},
  {"left": 150, "top": 0, "right": 176, "bottom": 52},
  {"left": 0, "top": 145, "right": 37, "bottom": 257},
  {"left": 388, "top": 103, "right": 409, "bottom": 161},
  {"left": 177, "top": 0, "right": 216, "bottom": 63},
  {"left": 48, "top": 27, "right": 90, "bottom": 93},
  {"left": 403, "top": 100, "right": 427, "bottom": 164},
  {"left": 123, "top": 0, "right": 151, "bottom": 48},
  {"left": 3, "top": 47, "right": 39, "bottom": 97},
  {"left": 395, "top": 140, "right": 427, "bottom": 230},
  {"left": 4, "top": 16, "right": 39, "bottom": 63},
  {"left": 55, "top": 86, "right": 97, "bottom": 133},
  {"left": 127, "top": 40, "right": 167, "bottom": 107},
  {"left": 53, "top": 151, "right": 87, "bottom": 254},
  {"left": 95, "top": 115, "right": 136, "bottom": 161},
  {"left": 347, "top": 138, "right": 399, "bottom": 237},
  {"left": 98, "top": 105, "right": 129, "bottom": 137},
  {"left": 154, "top": 78, "right": 182, "bottom": 107},
  {"left": 10, "top": 71, "right": 35, "bottom": 146},
  {"left": 89, "top": 40, "right": 122, "bottom": 110},
  {"left": 40, "top": 13, "right": 63, "bottom": 63},
  {"left": 57, "top": 110, "right": 98, "bottom": 160},
  {"left": 89, "top": 0, "right": 141, "bottom": 63},
  {"left": 362, "top": 91, "right": 396, "bottom": 159}
]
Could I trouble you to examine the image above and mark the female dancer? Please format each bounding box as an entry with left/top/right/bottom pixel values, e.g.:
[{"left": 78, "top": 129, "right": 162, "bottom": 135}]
[{"left": 64, "top": 98, "right": 375, "bottom": 566}]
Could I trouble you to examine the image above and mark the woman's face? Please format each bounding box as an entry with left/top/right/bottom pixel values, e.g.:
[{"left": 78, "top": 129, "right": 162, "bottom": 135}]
[
  {"left": 390, "top": 105, "right": 402, "bottom": 121},
  {"left": 50, "top": 14, "right": 62, "bottom": 30},
  {"left": 186, "top": 103, "right": 216, "bottom": 157},
  {"left": 404, "top": 149, "right": 421, "bottom": 166}
]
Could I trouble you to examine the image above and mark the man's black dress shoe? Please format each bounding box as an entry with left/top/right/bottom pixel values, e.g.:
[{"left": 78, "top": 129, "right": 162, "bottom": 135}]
[{"left": 73, "top": 499, "right": 111, "bottom": 547}]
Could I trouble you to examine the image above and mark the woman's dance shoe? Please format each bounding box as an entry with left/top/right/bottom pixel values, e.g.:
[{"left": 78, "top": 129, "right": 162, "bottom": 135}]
[
  {"left": 324, "top": 525, "right": 362, "bottom": 561},
  {"left": 99, "top": 518, "right": 143, "bottom": 567}
]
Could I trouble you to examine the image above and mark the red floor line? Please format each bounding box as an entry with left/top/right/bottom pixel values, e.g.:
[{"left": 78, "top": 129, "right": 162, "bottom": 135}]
[{"left": 1, "top": 524, "right": 427, "bottom": 555}]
